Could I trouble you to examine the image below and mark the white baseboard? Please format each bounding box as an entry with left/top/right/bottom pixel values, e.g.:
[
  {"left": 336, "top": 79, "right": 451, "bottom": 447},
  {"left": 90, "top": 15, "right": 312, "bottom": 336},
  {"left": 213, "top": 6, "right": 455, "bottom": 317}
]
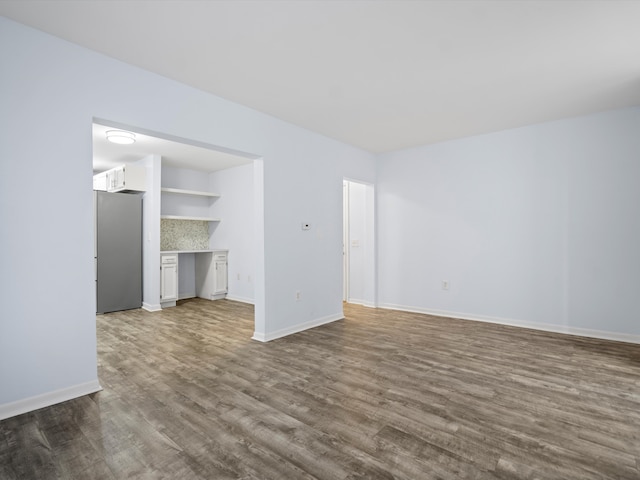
[
  {"left": 179, "top": 292, "right": 196, "bottom": 300},
  {"left": 142, "top": 302, "right": 162, "bottom": 312},
  {"left": 225, "top": 294, "right": 255, "bottom": 305},
  {"left": 378, "top": 303, "right": 640, "bottom": 345},
  {"left": 346, "top": 298, "right": 376, "bottom": 308},
  {"left": 252, "top": 312, "right": 344, "bottom": 342},
  {"left": 347, "top": 297, "right": 366, "bottom": 305},
  {"left": 0, "top": 380, "right": 102, "bottom": 421}
]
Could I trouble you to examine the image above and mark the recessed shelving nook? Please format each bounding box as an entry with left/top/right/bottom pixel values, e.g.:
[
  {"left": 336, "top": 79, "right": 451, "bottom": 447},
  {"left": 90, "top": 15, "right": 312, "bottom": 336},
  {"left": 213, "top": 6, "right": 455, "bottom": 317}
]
[
  {"left": 160, "top": 180, "right": 227, "bottom": 308},
  {"left": 160, "top": 187, "right": 221, "bottom": 222},
  {"left": 160, "top": 183, "right": 221, "bottom": 251}
]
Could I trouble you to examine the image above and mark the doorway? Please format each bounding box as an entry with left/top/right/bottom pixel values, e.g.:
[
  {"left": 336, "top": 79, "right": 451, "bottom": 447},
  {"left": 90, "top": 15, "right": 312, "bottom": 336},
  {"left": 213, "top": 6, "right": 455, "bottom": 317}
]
[
  {"left": 343, "top": 179, "right": 376, "bottom": 306},
  {"left": 91, "top": 118, "right": 264, "bottom": 334}
]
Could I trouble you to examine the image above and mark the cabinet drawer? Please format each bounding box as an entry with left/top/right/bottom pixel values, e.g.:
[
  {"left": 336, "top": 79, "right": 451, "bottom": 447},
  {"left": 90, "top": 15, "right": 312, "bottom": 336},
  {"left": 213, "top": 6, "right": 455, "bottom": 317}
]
[
  {"left": 161, "top": 255, "right": 177, "bottom": 264},
  {"left": 213, "top": 253, "right": 227, "bottom": 262}
]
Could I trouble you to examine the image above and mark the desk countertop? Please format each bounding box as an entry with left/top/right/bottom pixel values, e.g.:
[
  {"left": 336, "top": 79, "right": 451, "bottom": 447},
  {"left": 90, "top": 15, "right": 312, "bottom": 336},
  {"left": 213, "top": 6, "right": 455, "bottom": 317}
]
[{"left": 160, "top": 249, "right": 228, "bottom": 254}]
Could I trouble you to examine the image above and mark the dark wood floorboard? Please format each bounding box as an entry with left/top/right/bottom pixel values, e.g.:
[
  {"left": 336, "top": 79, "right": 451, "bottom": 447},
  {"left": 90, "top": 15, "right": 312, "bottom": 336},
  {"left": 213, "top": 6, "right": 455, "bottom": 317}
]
[{"left": 1, "top": 299, "right": 639, "bottom": 479}]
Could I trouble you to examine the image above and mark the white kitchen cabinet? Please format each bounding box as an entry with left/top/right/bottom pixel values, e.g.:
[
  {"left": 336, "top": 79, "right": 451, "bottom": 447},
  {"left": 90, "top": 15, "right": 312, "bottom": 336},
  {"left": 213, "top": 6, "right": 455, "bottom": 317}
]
[
  {"left": 193, "top": 250, "right": 228, "bottom": 301},
  {"left": 212, "top": 252, "right": 228, "bottom": 298},
  {"left": 162, "top": 250, "right": 227, "bottom": 307},
  {"left": 106, "top": 164, "right": 146, "bottom": 192},
  {"left": 93, "top": 164, "right": 146, "bottom": 193},
  {"left": 93, "top": 172, "right": 108, "bottom": 191},
  {"left": 160, "top": 254, "right": 178, "bottom": 307}
]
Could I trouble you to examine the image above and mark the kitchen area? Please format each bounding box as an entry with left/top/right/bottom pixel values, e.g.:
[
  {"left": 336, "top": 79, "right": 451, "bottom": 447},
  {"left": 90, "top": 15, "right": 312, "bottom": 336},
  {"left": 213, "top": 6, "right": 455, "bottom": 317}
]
[
  {"left": 158, "top": 167, "right": 228, "bottom": 308},
  {"left": 92, "top": 122, "right": 255, "bottom": 313}
]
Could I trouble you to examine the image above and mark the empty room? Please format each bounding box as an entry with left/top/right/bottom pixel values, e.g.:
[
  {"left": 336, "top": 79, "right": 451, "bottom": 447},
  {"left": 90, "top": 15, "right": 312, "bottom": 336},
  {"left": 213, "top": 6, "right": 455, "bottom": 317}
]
[{"left": 1, "top": 1, "right": 639, "bottom": 479}]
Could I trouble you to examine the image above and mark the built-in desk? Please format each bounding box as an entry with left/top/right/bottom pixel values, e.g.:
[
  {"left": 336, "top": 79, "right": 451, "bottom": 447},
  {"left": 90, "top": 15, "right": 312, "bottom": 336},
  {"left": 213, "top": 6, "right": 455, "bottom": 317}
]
[
  {"left": 161, "top": 249, "right": 225, "bottom": 255},
  {"left": 160, "top": 249, "right": 228, "bottom": 308}
]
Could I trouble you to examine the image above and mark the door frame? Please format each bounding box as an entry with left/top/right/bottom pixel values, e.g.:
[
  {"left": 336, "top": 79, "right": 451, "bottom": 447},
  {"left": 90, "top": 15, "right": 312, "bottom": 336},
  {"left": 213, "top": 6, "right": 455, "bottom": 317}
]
[{"left": 343, "top": 178, "right": 376, "bottom": 307}]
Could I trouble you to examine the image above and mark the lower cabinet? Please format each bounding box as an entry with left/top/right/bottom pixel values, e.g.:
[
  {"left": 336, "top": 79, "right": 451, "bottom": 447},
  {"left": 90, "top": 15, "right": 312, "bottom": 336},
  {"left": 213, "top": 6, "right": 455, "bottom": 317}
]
[
  {"left": 195, "top": 251, "right": 228, "bottom": 301},
  {"left": 161, "top": 250, "right": 227, "bottom": 308},
  {"left": 160, "top": 254, "right": 178, "bottom": 307},
  {"left": 212, "top": 252, "right": 228, "bottom": 298}
]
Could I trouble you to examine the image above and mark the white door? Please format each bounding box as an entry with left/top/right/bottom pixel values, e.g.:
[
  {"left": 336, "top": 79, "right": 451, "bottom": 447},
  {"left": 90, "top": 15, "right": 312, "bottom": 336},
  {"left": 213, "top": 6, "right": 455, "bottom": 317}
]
[
  {"left": 343, "top": 181, "right": 350, "bottom": 301},
  {"left": 343, "top": 180, "right": 376, "bottom": 306}
]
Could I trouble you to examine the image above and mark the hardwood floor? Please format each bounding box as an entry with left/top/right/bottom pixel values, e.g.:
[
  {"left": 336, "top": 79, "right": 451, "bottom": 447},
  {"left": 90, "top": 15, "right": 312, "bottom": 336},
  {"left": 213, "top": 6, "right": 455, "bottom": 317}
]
[{"left": 1, "top": 299, "right": 639, "bottom": 479}]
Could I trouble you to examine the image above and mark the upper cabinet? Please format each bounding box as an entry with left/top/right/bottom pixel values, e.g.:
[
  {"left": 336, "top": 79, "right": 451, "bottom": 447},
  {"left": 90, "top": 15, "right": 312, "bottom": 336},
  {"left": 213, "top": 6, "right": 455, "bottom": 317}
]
[
  {"left": 93, "top": 164, "right": 146, "bottom": 193},
  {"left": 93, "top": 171, "right": 108, "bottom": 191}
]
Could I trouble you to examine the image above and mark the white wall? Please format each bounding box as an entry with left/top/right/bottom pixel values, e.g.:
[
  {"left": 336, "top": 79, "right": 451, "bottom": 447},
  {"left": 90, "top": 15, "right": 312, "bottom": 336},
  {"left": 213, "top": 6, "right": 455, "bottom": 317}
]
[
  {"left": 161, "top": 165, "right": 210, "bottom": 191},
  {"left": 209, "top": 163, "right": 255, "bottom": 304},
  {"left": 0, "top": 18, "right": 375, "bottom": 416},
  {"left": 377, "top": 107, "right": 640, "bottom": 340},
  {"left": 135, "top": 154, "right": 161, "bottom": 311}
]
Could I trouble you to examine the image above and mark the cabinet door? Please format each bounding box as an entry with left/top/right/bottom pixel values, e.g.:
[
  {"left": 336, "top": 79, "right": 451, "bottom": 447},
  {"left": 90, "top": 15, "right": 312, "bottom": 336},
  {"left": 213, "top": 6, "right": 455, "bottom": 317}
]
[
  {"left": 107, "top": 166, "right": 125, "bottom": 192},
  {"left": 106, "top": 170, "right": 115, "bottom": 191},
  {"left": 161, "top": 257, "right": 178, "bottom": 301},
  {"left": 213, "top": 254, "right": 228, "bottom": 296},
  {"left": 113, "top": 166, "right": 125, "bottom": 191},
  {"left": 93, "top": 172, "right": 107, "bottom": 191}
]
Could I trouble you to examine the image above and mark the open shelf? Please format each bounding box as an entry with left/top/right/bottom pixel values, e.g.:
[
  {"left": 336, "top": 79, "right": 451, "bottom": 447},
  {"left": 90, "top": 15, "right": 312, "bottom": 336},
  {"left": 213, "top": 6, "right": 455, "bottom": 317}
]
[
  {"left": 160, "top": 215, "right": 221, "bottom": 222},
  {"left": 161, "top": 187, "right": 220, "bottom": 198}
]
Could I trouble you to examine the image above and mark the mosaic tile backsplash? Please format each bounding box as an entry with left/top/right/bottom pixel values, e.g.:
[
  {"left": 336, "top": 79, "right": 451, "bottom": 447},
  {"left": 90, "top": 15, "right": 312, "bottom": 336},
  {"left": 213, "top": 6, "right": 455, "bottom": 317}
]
[{"left": 161, "top": 219, "right": 210, "bottom": 251}]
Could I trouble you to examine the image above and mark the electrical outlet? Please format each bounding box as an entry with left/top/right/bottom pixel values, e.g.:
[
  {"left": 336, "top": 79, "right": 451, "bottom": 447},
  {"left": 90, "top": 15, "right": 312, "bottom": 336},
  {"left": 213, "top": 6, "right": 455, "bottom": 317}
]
[
  {"left": 248, "top": 275, "right": 251, "bottom": 283},
  {"left": 237, "top": 273, "right": 241, "bottom": 281},
  {"left": 296, "top": 291, "right": 301, "bottom": 301},
  {"left": 442, "top": 280, "right": 450, "bottom": 290}
]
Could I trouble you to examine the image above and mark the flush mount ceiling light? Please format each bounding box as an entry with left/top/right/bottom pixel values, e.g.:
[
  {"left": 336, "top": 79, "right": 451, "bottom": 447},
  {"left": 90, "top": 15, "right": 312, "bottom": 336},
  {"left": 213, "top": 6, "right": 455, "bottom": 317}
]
[{"left": 106, "top": 130, "right": 136, "bottom": 145}]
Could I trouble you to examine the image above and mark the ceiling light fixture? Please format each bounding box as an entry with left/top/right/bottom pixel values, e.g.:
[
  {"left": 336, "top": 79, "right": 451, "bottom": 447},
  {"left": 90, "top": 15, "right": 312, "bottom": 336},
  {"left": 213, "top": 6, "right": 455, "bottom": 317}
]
[{"left": 106, "top": 130, "right": 136, "bottom": 145}]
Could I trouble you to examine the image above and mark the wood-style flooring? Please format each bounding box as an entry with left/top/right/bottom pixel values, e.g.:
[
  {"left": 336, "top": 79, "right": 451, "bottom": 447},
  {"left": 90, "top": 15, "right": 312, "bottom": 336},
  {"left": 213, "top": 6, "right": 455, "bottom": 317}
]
[{"left": 1, "top": 299, "right": 639, "bottom": 479}]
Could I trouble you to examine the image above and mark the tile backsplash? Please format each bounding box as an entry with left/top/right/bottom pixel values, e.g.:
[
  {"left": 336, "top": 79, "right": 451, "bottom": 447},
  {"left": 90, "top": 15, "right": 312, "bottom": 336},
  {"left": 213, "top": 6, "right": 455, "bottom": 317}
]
[{"left": 161, "top": 219, "right": 209, "bottom": 251}]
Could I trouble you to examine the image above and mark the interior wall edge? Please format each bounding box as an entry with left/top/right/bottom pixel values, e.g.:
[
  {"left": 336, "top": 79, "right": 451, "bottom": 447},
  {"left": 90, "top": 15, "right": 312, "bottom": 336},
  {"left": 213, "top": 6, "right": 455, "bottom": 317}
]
[
  {"left": 142, "top": 303, "right": 162, "bottom": 312},
  {"left": 252, "top": 312, "right": 345, "bottom": 343}
]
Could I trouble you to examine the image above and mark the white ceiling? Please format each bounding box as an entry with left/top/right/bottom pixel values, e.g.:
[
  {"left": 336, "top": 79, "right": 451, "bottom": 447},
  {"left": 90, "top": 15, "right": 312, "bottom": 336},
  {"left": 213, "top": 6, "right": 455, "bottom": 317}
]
[
  {"left": 92, "top": 123, "right": 253, "bottom": 174},
  {"left": 3, "top": 1, "right": 640, "bottom": 153}
]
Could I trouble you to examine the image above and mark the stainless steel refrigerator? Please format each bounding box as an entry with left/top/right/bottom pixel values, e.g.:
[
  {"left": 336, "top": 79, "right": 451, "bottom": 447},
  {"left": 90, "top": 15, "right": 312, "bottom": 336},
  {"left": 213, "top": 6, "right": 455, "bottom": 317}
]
[{"left": 94, "top": 190, "right": 142, "bottom": 314}]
